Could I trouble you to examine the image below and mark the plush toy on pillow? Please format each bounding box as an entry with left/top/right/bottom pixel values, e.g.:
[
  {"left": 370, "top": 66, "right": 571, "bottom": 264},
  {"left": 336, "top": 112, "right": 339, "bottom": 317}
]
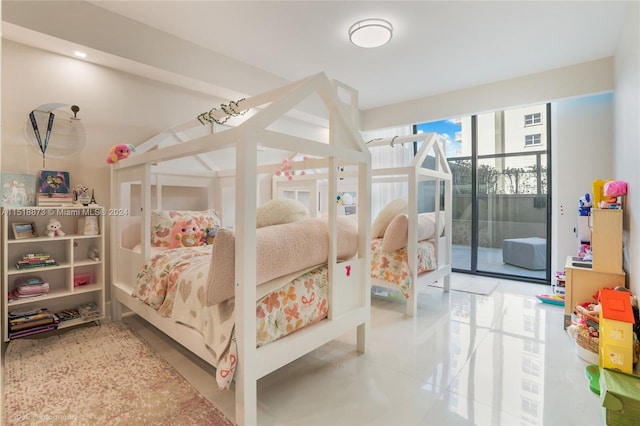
[
  {"left": 169, "top": 219, "right": 202, "bottom": 248},
  {"left": 201, "top": 226, "right": 219, "bottom": 245}
]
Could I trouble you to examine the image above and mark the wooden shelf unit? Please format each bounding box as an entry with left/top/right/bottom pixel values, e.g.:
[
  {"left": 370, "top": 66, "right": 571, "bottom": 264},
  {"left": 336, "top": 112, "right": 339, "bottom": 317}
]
[
  {"left": 2, "top": 206, "right": 106, "bottom": 341},
  {"left": 563, "top": 208, "right": 625, "bottom": 328}
]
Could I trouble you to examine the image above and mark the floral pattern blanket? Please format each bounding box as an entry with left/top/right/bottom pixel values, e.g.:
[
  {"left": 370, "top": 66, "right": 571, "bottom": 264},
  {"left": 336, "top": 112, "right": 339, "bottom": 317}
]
[
  {"left": 370, "top": 238, "right": 437, "bottom": 298},
  {"left": 133, "top": 246, "right": 329, "bottom": 390}
]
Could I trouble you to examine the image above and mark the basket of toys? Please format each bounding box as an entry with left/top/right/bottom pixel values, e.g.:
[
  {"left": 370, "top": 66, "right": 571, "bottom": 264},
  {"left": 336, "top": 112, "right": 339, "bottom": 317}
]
[
  {"left": 576, "top": 325, "right": 599, "bottom": 354},
  {"left": 567, "top": 302, "right": 600, "bottom": 363}
]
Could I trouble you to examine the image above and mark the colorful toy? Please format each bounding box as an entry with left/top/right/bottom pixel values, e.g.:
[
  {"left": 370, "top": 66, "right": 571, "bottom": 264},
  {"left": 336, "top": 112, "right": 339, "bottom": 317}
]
[
  {"left": 201, "top": 226, "right": 219, "bottom": 245},
  {"left": 536, "top": 293, "right": 565, "bottom": 306},
  {"left": 46, "top": 218, "right": 65, "bottom": 237},
  {"left": 106, "top": 144, "right": 135, "bottom": 164},
  {"left": 592, "top": 179, "right": 605, "bottom": 208},
  {"left": 578, "top": 193, "right": 592, "bottom": 216},
  {"left": 599, "top": 179, "right": 628, "bottom": 208},
  {"left": 274, "top": 157, "right": 308, "bottom": 181},
  {"left": 170, "top": 219, "right": 201, "bottom": 248}
]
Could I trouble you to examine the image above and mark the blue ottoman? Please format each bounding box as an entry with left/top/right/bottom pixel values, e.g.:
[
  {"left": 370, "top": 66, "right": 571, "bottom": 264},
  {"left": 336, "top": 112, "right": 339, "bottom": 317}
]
[{"left": 502, "top": 237, "right": 546, "bottom": 270}]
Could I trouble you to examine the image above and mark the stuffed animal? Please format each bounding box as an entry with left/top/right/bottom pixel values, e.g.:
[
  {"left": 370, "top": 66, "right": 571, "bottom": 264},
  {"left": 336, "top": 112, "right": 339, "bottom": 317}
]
[
  {"left": 46, "top": 218, "right": 65, "bottom": 237},
  {"left": 201, "top": 226, "right": 219, "bottom": 245},
  {"left": 169, "top": 219, "right": 202, "bottom": 248},
  {"left": 106, "top": 144, "right": 135, "bottom": 164},
  {"left": 600, "top": 179, "right": 628, "bottom": 209},
  {"left": 578, "top": 193, "right": 592, "bottom": 216}
]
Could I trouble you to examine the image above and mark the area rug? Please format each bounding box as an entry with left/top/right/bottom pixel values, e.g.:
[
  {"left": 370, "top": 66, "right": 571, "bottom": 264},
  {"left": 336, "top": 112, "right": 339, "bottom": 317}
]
[
  {"left": 3, "top": 322, "right": 233, "bottom": 426},
  {"left": 428, "top": 279, "right": 499, "bottom": 295}
]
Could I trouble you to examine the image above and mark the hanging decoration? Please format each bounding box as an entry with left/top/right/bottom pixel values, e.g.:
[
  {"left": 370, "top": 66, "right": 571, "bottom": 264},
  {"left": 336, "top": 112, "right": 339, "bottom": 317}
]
[
  {"left": 197, "top": 98, "right": 248, "bottom": 126},
  {"left": 24, "top": 104, "right": 86, "bottom": 166},
  {"left": 28, "top": 110, "right": 55, "bottom": 168}
]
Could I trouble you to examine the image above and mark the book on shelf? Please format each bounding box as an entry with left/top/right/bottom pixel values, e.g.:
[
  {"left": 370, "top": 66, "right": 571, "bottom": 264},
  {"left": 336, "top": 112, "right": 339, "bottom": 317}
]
[
  {"left": 37, "top": 192, "right": 74, "bottom": 207},
  {"left": 9, "top": 322, "right": 59, "bottom": 340},
  {"left": 55, "top": 308, "right": 81, "bottom": 322},
  {"left": 78, "top": 302, "right": 100, "bottom": 320},
  {"left": 9, "top": 308, "right": 58, "bottom": 332},
  {"left": 10, "top": 316, "right": 56, "bottom": 332},
  {"left": 16, "top": 253, "right": 57, "bottom": 270}
]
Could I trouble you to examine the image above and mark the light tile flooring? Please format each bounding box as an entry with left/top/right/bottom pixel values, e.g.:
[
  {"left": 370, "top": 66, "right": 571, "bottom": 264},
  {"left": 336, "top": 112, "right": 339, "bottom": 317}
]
[{"left": 124, "top": 273, "right": 608, "bottom": 425}]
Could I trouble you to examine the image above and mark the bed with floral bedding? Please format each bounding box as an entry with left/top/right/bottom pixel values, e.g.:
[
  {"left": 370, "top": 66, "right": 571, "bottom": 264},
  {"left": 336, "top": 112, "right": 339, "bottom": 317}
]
[
  {"left": 111, "top": 72, "right": 371, "bottom": 425},
  {"left": 367, "top": 132, "right": 453, "bottom": 316},
  {"left": 132, "top": 216, "right": 354, "bottom": 390},
  {"left": 370, "top": 238, "right": 437, "bottom": 299}
]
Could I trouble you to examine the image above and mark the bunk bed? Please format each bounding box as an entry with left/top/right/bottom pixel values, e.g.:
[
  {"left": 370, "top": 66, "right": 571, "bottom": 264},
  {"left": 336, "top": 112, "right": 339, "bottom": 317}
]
[
  {"left": 110, "top": 73, "right": 371, "bottom": 425},
  {"left": 367, "top": 133, "right": 453, "bottom": 316}
]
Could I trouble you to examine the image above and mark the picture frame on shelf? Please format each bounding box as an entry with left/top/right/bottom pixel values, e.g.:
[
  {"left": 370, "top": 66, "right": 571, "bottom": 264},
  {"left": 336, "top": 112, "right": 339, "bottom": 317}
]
[
  {"left": 37, "top": 170, "right": 70, "bottom": 194},
  {"left": 0, "top": 173, "right": 36, "bottom": 207},
  {"left": 12, "top": 222, "right": 38, "bottom": 239}
]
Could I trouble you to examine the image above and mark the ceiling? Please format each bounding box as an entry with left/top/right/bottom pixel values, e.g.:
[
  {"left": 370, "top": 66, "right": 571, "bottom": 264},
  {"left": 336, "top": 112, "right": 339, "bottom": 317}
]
[{"left": 84, "top": 1, "right": 628, "bottom": 111}]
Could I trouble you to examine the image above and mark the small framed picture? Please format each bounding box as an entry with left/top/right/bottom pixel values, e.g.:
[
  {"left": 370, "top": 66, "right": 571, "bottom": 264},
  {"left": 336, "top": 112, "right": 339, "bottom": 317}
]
[{"left": 12, "top": 222, "right": 38, "bottom": 239}]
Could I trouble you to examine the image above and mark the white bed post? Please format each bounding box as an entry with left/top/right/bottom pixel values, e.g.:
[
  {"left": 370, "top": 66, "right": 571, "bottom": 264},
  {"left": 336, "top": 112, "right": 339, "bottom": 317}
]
[
  {"left": 234, "top": 125, "right": 258, "bottom": 426},
  {"left": 407, "top": 162, "right": 419, "bottom": 317},
  {"left": 109, "top": 164, "right": 122, "bottom": 322},
  {"left": 443, "top": 171, "right": 453, "bottom": 292},
  {"left": 327, "top": 155, "right": 338, "bottom": 321},
  {"left": 357, "top": 159, "right": 371, "bottom": 353}
]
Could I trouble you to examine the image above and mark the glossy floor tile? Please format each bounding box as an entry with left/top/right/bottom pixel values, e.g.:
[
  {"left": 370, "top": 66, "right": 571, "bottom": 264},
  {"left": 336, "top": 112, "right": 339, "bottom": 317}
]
[{"left": 124, "top": 273, "right": 611, "bottom": 425}]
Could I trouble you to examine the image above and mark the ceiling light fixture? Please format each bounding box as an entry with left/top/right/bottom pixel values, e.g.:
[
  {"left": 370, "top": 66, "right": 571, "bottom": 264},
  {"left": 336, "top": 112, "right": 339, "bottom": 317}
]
[
  {"left": 73, "top": 51, "right": 87, "bottom": 58},
  {"left": 349, "top": 18, "right": 393, "bottom": 48}
]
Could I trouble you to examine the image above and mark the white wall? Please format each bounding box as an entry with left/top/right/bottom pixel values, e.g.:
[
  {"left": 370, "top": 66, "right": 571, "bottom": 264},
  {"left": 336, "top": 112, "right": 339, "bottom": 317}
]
[
  {"left": 361, "top": 58, "right": 614, "bottom": 131},
  {"left": 613, "top": 1, "right": 640, "bottom": 294},
  {"left": 1, "top": 39, "right": 228, "bottom": 294},
  {"left": 551, "top": 94, "right": 614, "bottom": 275}
]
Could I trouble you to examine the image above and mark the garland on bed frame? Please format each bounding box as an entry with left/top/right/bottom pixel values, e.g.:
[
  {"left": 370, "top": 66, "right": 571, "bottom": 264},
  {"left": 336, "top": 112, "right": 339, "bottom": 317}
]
[{"left": 196, "top": 98, "right": 248, "bottom": 126}]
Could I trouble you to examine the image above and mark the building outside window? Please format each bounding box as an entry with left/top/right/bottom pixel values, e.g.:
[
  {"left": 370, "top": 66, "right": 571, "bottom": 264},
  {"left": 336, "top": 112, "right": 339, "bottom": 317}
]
[
  {"left": 524, "top": 113, "right": 542, "bottom": 126},
  {"left": 525, "top": 133, "right": 542, "bottom": 146}
]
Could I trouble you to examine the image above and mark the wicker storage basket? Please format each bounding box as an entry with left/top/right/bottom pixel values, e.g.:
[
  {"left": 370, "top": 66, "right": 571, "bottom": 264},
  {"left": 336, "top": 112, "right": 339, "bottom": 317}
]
[{"left": 576, "top": 331, "right": 599, "bottom": 354}]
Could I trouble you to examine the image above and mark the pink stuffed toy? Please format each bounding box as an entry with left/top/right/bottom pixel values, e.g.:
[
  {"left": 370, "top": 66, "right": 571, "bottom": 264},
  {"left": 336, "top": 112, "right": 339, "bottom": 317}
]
[
  {"left": 169, "top": 219, "right": 202, "bottom": 248},
  {"left": 106, "top": 144, "right": 135, "bottom": 164},
  {"left": 599, "top": 180, "right": 627, "bottom": 208},
  {"left": 604, "top": 180, "right": 627, "bottom": 197}
]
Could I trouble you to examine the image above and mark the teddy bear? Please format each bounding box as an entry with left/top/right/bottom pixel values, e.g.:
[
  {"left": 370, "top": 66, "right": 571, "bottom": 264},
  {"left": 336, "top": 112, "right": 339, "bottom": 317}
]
[{"left": 46, "top": 218, "right": 65, "bottom": 237}]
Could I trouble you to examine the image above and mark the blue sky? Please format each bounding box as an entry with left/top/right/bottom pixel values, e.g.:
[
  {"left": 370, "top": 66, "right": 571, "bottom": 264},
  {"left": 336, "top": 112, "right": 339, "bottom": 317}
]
[{"left": 416, "top": 119, "right": 462, "bottom": 157}]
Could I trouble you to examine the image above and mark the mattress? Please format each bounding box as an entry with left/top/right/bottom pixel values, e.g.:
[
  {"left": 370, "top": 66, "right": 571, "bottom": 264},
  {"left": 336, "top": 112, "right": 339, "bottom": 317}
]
[{"left": 370, "top": 238, "right": 437, "bottom": 298}]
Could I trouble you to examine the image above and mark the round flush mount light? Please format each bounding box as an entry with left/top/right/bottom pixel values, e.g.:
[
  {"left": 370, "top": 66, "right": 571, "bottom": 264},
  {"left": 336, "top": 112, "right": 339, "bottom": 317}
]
[{"left": 349, "top": 18, "right": 393, "bottom": 48}]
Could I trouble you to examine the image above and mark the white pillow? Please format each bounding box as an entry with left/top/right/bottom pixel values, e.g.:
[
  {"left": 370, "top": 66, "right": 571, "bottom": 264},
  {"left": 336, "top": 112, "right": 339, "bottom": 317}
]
[
  {"left": 256, "top": 199, "right": 310, "bottom": 228},
  {"left": 371, "top": 198, "right": 408, "bottom": 238}
]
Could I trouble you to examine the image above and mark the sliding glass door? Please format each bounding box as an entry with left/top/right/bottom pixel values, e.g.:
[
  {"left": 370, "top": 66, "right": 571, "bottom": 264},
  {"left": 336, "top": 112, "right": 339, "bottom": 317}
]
[{"left": 417, "top": 104, "right": 551, "bottom": 283}]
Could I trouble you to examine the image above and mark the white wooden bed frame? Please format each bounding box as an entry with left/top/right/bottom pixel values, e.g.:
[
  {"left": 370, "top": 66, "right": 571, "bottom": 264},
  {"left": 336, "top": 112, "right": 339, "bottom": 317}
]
[
  {"left": 367, "top": 133, "right": 453, "bottom": 316},
  {"left": 109, "top": 73, "right": 371, "bottom": 425},
  {"left": 272, "top": 133, "right": 452, "bottom": 317}
]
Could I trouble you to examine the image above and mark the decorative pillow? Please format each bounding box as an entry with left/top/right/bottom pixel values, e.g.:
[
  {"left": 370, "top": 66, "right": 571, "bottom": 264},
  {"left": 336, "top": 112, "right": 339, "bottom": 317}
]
[
  {"left": 381, "top": 211, "right": 445, "bottom": 252},
  {"left": 371, "top": 198, "right": 408, "bottom": 238},
  {"left": 151, "top": 209, "right": 221, "bottom": 248},
  {"left": 256, "top": 199, "right": 310, "bottom": 228}
]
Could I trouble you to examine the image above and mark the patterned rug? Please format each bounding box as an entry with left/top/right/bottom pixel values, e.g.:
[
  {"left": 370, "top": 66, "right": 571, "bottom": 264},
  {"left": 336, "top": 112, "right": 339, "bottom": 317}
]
[{"left": 3, "top": 322, "right": 233, "bottom": 426}]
